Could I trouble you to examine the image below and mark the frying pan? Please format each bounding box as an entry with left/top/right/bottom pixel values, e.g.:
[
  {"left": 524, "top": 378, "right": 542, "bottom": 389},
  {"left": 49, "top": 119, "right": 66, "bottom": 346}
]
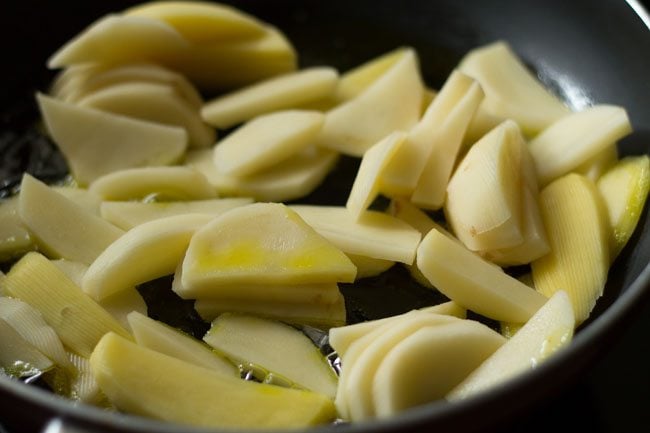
[{"left": 1, "top": 0, "right": 650, "bottom": 432}]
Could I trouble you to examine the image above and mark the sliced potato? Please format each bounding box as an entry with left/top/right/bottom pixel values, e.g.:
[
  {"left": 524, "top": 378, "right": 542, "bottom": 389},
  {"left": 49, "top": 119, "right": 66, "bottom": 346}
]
[
  {"left": 575, "top": 144, "right": 619, "bottom": 182},
  {"left": 347, "top": 254, "right": 395, "bottom": 280},
  {"left": 0, "top": 195, "right": 35, "bottom": 261}
]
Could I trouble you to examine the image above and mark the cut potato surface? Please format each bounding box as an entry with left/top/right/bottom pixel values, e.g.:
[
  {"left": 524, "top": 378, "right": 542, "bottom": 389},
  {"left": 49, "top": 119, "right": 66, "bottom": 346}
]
[
  {"left": 202, "top": 67, "right": 339, "bottom": 129},
  {"left": 90, "top": 332, "right": 336, "bottom": 429},
  {"left": 88, "top": 166, "right": 216, "bottom": 201},
  {"left": 182, "top": 203, "right": 356, "bottom": 289},
  {"left": 83, "top": 213, "right": 213, "bottom": 301},
  {"left": 19, "top": 174, "right": 124, "bottom": 266},
  {"left": 37, "top": 93, "right": 187, "bottom": 185},
  {"left": 213, "top": 110, "right": 324, "bottom": 177},
  {"left": 0, "top": 196, "right": 34, "bottom": 261},
  {"left": 347, "top": 254, "right": 395, "bottom": 280}
]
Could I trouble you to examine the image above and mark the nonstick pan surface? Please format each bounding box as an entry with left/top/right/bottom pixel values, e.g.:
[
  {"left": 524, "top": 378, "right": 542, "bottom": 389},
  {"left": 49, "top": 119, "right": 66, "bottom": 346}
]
[{"left": 1, "top": 1, "right": 650, "bottom": 432}]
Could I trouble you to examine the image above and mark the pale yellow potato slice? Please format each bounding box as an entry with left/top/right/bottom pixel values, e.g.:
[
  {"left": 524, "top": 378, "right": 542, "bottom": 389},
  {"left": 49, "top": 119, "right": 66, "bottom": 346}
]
[
  {"left": 290, "top": 205, "right": 421, "bottom": 264},
  {"left": 82, "top": 213, "right": 213, "bottom": 301},
  {"left": 0, "top": 318, "right": 54, "bottom": 377},
  {"left": 346, "top": 132, "right": 407, "bottom": 219},
  {"left": 380, "top": 70, "right": 483, "bottom": 201},
  {"left": 124, "top": 1, "right": 266, "bottom": 44},
  {"left": 52, "top": 186, "right": 102, "bottom": 215},
  {"left": 445, "top": 120, "right": 525, "bottom": 251},
  {"left": 458, "top": 41, "right": 570, "bottom": 136},
  {"left": 48, "top": 14, "right": 189, "bottom": 68},
  {"left": 347, "top": 254, "right": 395, "bottom": 280},
  {"left": 77, "top": 82, "right": 215, "bottom": 148},
  {"left": 100, "top": 197, "right": 253, "bottom": 230},
  {"left": 0, "top": 196, "right": 35, "bottom": 261},
  {"left": 3, "top": 253, "right": 131, "bottom": 357},
  {"left": 575, "top": 144, "right": 619, "bottom": 182},
  {"left": 127, "top": 311, "right": 237, "bottom": 377},
  {"left": 213, "top": 110, "right": 324, "bottom": 177},
  {"left": 373, "top": 320, "right": 505, "bottom": 417},
  {"left": 91, "top": 332, "right": 336, "bottom": 429},
  {"left": 318, "top": 48, "right": 423, "bottom": 156},
  {"left": 18, "top": 174, "right": 124, "bottom": 265},
  {"left": 329, "top": 301, "right": 466, "bottom": 359},
  {"left": 182, "top": 203, "right": 356, "bottom": 290},
  {"left": 195, "top": 293, "right": 346, "bottom": 328},
  {"left": 597, "top": 155, "right": 650, "bottom": 258},
  {"left": 417, "top": 229, "right": 547, "bottom": 323},
  {"left": 202, "top": 67, "right": 339, "bottom": 129},
  {"left": 448, "top": 291, "right": 574, "bottom": 400},
  {"left": 167, "top": 25, "right": 297, "bottom": 92},
  {"left": 37, "top": 93, "right": 187, "bottom": 186},
  {"left": 204, "top": 313, "right": 338, "bottom": 397},
  {"left": 88, "top": 166, "right": 216, "bottom": 201},
  {"left": 529, "top": 105, "right": 632, "bottom": 186},
  {"left": 532, "top": 174, "right": 610, "bottom": 324},
  {"left": 186, "top": 146, "right": 339, "bottom": 202}
]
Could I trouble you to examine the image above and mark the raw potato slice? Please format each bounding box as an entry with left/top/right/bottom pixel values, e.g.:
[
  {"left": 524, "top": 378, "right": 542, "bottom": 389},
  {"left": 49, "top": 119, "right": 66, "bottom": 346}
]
[
  {"left": 0, "top": 196, "right": 34, "bottom": 261},
  {"left": 417, "top": 229, "right": 548, "bottom": 323},
  {"left": 18, "top": 174, "right": 124, "bottom": 266},
  {"left": 3, "top": 252, "right": 131, "bottom": 357},
  {"left": 37, "top": 93, "right": 187, "bottom": 185},
  {"left": 48, "top": 14, "right": 189, "bottom": 68},
  {"left": 213, "top": 110, "right": 324, "bottom": 177},
  {"left": 91, "top": 333, "right": 336, "bottom": 429},
  {"left": 335, "top": 48, "right": 412, "bottom": 102},
  {"left": 100, "top": 197, "right": 253, "bottom": 230},
  {"left": 53, "top": 186, "right": 103, "bottom": 215},
  {"left": 448, "top": 291, "right": 575, "bottom": 400},
  {"left": 529, "top": 105, "right": 632, "bottom": 186},
  {"left": 77, "top": 82, "right": 215, "bottom": 148},
  {"left": 346, "top": 132, "right": 407, "bottom": 219},
  {"left": 60, "top": 63, "right": 204, "bottom": 108},
  {"left": 89, "top": 166, "right": 216, "bottom": 201},
  {"left": 445, "top": 120, "right": 524, "bottom": 251},
  {"left": 575, "top": 144, "right": 619, "bottom": 182},
  {"left": 0, "top": 318, "right": 54, "bottom": 378},
  {"left": 290, "top": 205, "right": 421, "bottom": 264},
  {"left": 329, "top": 302, "right": 466, "bottom": 358},
  {"left": 204, "top": 313, "right": 338, "bottom": 397},
  {"left": 0, "top": 297, "right": 72, "bottom": 371},
  {"left": 83, "top": 213, "right": 213, "bottom": 301},
  {"left": 124, "top": 1, "right": 266, "bottom": 43},
  {"left": 318, "top": 49, "right": 423, "bottom": 156},
  {"left": 195, "top": 292, "right": 346, "bottom": 328},
  {"left": 458, "top": 41, "right": 570, "bottom": 135},
  {"left": 532, "top": 174, "right": 611, "bottom": 324},
  {"left": 182, "top": 203, "right": 356, "bottom": 289},
  {"left": 167, "top": 25, "right": 297, "bottom": 92},
  {"left": 347, "top": 254, "right": 395, "bottom": 280},
  {"left": 597, "top": 155, "right": 650, "bottom": 258},
  {"left": 381, "top": 70, "right": 483, "bottom": 200},
  {"left": 187, "top": 146, "right": 338, "bottom": 202},
  {"left": 373, "top": 320, "right": 505, "bottom": 417},
  {"left": 202, "top": 67, "right": 339, "bottom": 129},
  {"left": 127, "top": 311, "right": 237, "bottom": 377}
]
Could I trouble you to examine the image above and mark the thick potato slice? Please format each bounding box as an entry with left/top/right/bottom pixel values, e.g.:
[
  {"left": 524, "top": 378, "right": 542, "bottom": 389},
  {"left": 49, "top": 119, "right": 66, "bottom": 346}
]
[
  {"left": 529, "top": 105, "right": 632, "bottom": 186},
  {"left": 186, "top": 147, "right": 338, "bottom": 202},
  {"left": 290, "top": 205, "right": 421, "bottom": 264},
  {"left": 448, "top": 291, "right": 574, "bottom": 400},
  {"left": 88, "top": 166, "right": 216, "bottom": 201},
  {"left": 458, "top": 41, "right": 570, "bottom": 136},
  {"left": 90, "top": 332, "right": 336, "bottom": 429},
  {"left": 575, "top": 145, "right": 619, "bottom": 182},
  {"left": 318, "top": 48, "right": 423, "bottom": 156},
  {"left": 124, "top": 0, "right": 266, "bottom": 44},
  {"left": 182, "top": 203, "right": 356, "bottom": 290},
  {"left": 213, "top": 110, "right": 324, "bottom": 177},
  {"left": 18, "top": 174, "right": 124, "bottom": 265},
  {"left": 48, "top": 14, "right": 189, "bottom": 68},
  {"left": 37, "top": 93, "right": 187, "bottom": 186},
  {"left": 77, "top": 82, "right": 214, "bottom": 148},
  {"left": 532, "top": 174, "right": 611, "bottom": 324},
  {"left": 204, "top": 313, "right": 338, "bottom": 397},
  {"left": 347, "top": 254, "right": 395, "bottom": 280},
  {"left": 82, "top": 213, "right": 213, "bottom": 301},
  {"left": 417, "top": 229, "right": 547, "bottom": 323},
  {"left": 202, "top": 67, "right": 339, "bottom": 129}
]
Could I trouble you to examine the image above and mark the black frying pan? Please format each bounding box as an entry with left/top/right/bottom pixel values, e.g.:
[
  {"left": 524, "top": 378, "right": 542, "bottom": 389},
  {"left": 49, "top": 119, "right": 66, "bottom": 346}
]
[{"left": 1, "top": 1, "right": 650, "bottom": 432}]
